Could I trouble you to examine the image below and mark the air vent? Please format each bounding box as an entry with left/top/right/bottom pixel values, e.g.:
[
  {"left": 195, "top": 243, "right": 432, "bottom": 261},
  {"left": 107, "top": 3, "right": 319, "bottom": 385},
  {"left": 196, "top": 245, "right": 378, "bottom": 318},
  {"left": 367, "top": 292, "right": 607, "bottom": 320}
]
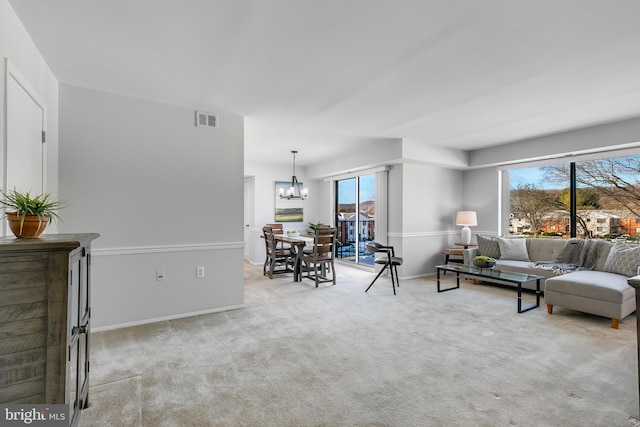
[{"left": 195, "top": 111, "right": 217, "bottom": 129}]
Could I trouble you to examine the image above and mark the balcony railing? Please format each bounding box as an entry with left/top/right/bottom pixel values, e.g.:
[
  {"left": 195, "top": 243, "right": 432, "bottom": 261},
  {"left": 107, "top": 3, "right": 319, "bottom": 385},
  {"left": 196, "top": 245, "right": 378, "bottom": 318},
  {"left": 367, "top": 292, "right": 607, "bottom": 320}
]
[{"left": 335, "top": 219, "right": 375, "bottom": 260}]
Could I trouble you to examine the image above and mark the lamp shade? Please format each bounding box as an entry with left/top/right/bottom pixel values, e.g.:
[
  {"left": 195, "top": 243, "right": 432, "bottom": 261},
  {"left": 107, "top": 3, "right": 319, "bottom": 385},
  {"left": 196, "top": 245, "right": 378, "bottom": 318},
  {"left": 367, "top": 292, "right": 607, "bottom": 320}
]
[{"left": 455, "top": 211, "right": 477, "bottom": 226}]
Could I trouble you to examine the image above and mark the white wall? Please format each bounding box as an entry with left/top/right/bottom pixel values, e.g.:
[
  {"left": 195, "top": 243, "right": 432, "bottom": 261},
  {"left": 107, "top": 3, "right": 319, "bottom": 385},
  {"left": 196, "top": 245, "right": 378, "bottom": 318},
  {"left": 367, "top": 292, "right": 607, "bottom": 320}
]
[
  {"left": 307, "top": 138, "right": 403, "bottom": 179},
  {"left": 462, "top": 167, "right": 500, "bottom": 236},
  {"left": 469, "top": 116, "right": 640, "bottom": 169},
  {"left": 244, "top": 160, "right": 322, "bottom": 264},
  {"left": 59, "top": 84, "right": 245, "bottom": 329},
  {"left": 402, "top": 139, "right": 469, "bottom": 169},
  {"left": 0, "top": 0, "right": 59, "bottom": 233},
  {"left": 396, "top": 163, "right": 464, "bottom": 277}
]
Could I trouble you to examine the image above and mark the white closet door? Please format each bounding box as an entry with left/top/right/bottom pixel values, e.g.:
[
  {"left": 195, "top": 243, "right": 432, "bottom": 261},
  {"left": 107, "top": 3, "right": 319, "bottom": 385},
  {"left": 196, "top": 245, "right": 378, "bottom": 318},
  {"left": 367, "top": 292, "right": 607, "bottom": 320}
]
[{"left": 6, "top": 65, "right": 45, "bottom": 195}]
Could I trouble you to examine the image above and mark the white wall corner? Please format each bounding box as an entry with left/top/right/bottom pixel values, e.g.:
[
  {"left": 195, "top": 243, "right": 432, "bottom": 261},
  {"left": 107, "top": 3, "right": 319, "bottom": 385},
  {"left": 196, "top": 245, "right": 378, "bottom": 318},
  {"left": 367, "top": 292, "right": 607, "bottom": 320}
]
[{"left": 402, "top": 138, "right": 469, "bottom": 169}]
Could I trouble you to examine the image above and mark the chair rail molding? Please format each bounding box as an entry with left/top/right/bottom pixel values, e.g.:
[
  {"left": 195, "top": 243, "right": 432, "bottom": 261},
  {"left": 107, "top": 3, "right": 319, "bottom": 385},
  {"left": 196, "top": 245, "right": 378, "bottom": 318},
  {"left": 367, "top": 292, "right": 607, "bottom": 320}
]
[
  {"left": 387, "top": 230, "right": 496, "bottom": 239},
  {"left": 93, "top": 241, "right": 245, "bottom": 256}
]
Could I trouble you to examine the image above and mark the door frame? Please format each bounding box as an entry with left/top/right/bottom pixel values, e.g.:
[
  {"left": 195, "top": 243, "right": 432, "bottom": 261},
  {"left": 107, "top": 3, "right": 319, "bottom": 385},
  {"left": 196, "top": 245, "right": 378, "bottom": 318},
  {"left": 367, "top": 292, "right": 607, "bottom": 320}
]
[
  {"left": 3, "top": 59, "right": 48, "bottom": 236},
  {"left": 243, "top": 176, "right": 255, "bottom": 261},
  {"left": 5, "top": 58, "right": 48, "bottom": 191},
  {"left": 329, "top": 166, "right": 389, "bottom": 270}
]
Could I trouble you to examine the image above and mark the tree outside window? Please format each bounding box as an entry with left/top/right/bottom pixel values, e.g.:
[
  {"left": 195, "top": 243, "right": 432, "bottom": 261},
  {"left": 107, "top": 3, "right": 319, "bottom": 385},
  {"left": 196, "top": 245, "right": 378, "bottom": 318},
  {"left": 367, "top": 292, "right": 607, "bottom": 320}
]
[{"left": 508, "top": 154, "right": 640, "bottom": 240}]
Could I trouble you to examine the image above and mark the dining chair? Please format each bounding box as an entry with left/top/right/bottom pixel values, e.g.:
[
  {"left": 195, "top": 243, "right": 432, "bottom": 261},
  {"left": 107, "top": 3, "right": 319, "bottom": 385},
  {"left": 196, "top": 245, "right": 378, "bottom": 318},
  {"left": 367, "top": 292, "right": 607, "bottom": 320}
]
[
  {"left": 365, "top": 242, "right": 403, "bottom": 295},
  {"left": 262, "top": 226, "right": 294, "bottom": 278},
  {"left": 303, "top": 224, "right": 332, "bottom": 254},
  {"left": 300, "top": 227, "right": 337, "bottom": 287},
  {"left": 266, "top": 223, "right": 289, "bottom": 249}
]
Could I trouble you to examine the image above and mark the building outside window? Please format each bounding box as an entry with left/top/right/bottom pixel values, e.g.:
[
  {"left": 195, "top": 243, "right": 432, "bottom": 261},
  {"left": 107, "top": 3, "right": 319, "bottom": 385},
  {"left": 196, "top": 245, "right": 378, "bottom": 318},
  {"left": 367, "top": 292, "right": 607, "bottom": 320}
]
[{"left": 507, "top": 153, "right": 640, "bottom": 241}]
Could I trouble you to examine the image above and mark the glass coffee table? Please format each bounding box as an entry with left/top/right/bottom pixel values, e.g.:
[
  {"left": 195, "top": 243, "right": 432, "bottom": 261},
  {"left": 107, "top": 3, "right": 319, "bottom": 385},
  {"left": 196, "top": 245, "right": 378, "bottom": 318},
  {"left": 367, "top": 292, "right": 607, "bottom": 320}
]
[{"left": 435, "top": 264, "right": 543, "bottom": 313}]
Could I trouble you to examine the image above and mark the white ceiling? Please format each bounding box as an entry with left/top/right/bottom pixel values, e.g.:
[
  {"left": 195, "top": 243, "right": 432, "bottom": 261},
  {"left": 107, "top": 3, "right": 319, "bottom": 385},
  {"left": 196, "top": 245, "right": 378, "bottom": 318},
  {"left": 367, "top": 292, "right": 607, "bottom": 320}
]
[{"left": 9, "top": 0, "right": 640, "bottom": 166}]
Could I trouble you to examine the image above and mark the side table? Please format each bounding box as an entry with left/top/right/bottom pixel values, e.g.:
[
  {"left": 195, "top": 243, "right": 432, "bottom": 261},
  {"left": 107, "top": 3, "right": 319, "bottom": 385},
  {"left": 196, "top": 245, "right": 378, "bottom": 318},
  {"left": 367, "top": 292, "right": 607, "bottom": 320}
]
[
  {"left": 454, "top": 242, "right": 477, "bottom": 249},
  {"left": 442, "top": 248, "right": 464, "bottom": 264}
]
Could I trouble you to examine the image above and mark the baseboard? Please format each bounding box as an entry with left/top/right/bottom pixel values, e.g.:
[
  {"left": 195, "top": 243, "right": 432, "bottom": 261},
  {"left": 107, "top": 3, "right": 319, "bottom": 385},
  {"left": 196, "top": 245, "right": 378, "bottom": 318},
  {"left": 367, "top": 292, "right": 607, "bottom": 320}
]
[
  {"left": 402, "top": 272, "right": 436, "bottom": 280},
  {"left": 92, "top": 304, "right": 246, "bottom": 332}
]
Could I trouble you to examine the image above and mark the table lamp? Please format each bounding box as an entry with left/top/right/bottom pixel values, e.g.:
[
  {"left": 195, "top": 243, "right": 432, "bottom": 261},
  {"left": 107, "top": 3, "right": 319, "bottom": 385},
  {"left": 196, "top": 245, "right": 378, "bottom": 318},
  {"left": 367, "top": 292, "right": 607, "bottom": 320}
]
[{"left": 455, "top": 211, "right": 477, "bottom": 244}]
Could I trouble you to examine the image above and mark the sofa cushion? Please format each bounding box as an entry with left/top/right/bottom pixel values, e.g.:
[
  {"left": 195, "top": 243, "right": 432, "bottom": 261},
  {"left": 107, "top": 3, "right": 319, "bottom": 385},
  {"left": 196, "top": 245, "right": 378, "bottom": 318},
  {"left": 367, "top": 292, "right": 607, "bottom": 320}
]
[
  {"left": 497, "top": 237, "right": 529, "bottom": 261},
  {"left": 496, "top": 260, "right": 560, "bottom": 281},
  {"left": 603, "top": 242, "right": 640, "bottom": 277},
  {"left": 477, "top": 235, "right": 501, "bottom": 259},
  {"left": 527, "top": 238, "right": 567, "bottom": 262},
  {"left": 545, "top": 271, "right": 634, "bottom": 304},
  {"left": 595, "top": 244, "right": 612, "bottom": 272}
]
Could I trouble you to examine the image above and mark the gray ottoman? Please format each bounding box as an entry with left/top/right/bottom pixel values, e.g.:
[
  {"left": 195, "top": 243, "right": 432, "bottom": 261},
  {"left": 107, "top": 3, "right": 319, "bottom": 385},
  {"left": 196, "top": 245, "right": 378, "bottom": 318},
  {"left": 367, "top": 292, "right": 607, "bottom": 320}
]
[{"left": 545, "top": 270, "right": 635, "bottom": 329}]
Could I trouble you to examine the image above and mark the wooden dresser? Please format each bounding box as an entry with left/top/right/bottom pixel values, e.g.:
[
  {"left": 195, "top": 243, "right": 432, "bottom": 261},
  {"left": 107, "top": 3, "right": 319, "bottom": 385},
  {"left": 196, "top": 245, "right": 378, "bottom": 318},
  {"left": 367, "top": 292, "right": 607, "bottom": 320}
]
[{"left": 0, "top": 233, "right": 99, "bottom": 426}]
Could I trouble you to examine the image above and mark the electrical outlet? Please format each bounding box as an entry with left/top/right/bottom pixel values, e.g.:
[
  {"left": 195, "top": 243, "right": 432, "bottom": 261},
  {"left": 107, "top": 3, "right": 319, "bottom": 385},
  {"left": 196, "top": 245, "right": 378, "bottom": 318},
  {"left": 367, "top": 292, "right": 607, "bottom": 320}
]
[
  {"left": 156, "top": 269, "right": 165, "bottom": 281},
  {"left": 196, "top": 266, "right": 205, "bottom": 278}
]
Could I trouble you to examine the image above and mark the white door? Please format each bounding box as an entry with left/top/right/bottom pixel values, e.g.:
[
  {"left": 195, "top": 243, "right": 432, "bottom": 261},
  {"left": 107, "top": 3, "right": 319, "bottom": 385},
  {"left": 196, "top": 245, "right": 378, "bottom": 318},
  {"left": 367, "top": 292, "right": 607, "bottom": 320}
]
[
  {"left": 6, "top": 65, "right": 46, "bottom": 194},
  {"left": 4, "top": 62, "right": 47, "bottom": 237},
  {"left": 243, "top": 178, "right": 254, "bottom": 261}
]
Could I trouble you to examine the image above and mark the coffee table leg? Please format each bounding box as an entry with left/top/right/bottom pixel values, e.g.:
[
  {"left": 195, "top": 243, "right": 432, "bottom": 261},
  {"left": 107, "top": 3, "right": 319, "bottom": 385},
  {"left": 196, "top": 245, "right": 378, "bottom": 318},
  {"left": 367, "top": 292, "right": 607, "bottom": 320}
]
[
  {"left": 517, "top": 279, "right": 541, "bottom": 313},
  {"left": 437, "top": 268, "right": 460, "bottom": 293}
]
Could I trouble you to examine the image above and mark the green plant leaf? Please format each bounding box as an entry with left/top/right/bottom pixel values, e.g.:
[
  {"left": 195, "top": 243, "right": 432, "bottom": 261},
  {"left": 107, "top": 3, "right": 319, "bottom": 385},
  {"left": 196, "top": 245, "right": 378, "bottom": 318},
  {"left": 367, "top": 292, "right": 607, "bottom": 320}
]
[{"left": 0, "top": 189, "right": 68, "bottom": 224}]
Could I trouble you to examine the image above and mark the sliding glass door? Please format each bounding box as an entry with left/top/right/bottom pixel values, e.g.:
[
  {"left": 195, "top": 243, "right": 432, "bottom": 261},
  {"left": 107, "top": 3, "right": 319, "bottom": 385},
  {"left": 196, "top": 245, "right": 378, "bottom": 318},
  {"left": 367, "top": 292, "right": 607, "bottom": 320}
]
[{"left": 335, "top": 174, "right": 375, "bottom": 266}]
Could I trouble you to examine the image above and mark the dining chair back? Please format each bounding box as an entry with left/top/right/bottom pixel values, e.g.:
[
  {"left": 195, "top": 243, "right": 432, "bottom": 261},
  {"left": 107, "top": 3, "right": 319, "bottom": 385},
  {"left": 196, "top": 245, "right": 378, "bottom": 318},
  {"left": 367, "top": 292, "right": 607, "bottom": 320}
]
[
  {"left": 365, "top": 242, "right": 403, "bottom": 295},
  {"left": 262, "top": 226, "right": 294, "bottom": 278},
  {"left": 300, "top": 227, "right": 337, "bottom": 287},
  {"left": 266, "top": 223, "right": 284, "bottom": 235},
  {"left": 266, "top": 223, "right": 288, "bottom": 249}
]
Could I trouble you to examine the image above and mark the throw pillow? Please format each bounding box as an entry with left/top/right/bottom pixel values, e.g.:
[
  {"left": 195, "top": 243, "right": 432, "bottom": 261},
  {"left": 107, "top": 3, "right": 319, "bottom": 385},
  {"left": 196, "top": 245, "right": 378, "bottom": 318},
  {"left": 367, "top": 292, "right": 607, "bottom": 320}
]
[
  {"left": 477, "top": 235, "right": 501, "bottom": 259},
  {"left": 497, "top": 237, "right": 529, "bottom": 261},
  {"left": 603, "top": 242, "right": 640, "bottom": 277}
]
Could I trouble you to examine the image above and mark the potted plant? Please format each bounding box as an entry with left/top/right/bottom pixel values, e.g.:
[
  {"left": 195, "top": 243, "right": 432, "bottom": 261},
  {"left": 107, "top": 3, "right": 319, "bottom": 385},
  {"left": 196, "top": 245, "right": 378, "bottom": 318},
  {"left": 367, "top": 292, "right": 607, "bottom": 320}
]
[
  {"left": 0, "top": 189, "right": 67, "bottom": 238},
  {"left": 307, "top": 221, "right": 323, "bottom": 236}
]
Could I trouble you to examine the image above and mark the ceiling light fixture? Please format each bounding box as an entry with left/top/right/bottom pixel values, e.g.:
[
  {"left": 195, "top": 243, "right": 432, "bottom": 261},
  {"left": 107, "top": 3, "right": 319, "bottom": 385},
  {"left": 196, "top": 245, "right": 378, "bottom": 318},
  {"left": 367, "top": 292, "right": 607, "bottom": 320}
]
[{"left": 279, "top": 150, "right": 308, "bottom": 200}]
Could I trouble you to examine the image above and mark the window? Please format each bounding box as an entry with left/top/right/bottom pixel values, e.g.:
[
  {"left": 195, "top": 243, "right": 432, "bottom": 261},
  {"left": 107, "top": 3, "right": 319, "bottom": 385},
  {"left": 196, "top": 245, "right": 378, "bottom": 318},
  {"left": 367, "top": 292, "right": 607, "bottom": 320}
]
[
  {"left": 506, "top": 153, "right": 640, "bottom": 240},
  {"left": 508, "top": 166, "right": 568, "bottom": 237}
]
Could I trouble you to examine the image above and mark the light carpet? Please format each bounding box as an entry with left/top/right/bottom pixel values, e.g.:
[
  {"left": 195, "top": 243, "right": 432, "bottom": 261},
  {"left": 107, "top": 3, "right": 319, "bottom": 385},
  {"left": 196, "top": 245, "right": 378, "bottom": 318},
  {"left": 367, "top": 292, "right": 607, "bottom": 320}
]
[{"left": 80, "top": 262, "right": 639, "bottom": 426}]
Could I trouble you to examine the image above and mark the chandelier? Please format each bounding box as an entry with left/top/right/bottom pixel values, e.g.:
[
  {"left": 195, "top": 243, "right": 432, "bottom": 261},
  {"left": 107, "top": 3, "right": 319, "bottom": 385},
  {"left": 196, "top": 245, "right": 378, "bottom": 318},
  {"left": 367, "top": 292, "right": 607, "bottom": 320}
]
[{"left": 279, "top": 150, "right": 308, "bottom": 200}]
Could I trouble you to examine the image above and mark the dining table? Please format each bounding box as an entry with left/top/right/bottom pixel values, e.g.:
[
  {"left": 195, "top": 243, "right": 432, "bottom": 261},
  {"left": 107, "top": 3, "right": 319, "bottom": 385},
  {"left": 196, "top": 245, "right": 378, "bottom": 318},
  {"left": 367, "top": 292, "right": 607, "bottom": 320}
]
[{"left": 274, "top": 234, "right": 314, "bottom": 281}]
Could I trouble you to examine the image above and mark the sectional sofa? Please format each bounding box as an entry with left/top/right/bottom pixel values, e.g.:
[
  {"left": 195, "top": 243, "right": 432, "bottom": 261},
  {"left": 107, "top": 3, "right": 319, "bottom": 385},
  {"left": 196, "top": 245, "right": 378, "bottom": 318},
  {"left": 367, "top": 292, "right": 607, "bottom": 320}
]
[{"left": 462, "top": 236, "right": 637, "bottom": 328}]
